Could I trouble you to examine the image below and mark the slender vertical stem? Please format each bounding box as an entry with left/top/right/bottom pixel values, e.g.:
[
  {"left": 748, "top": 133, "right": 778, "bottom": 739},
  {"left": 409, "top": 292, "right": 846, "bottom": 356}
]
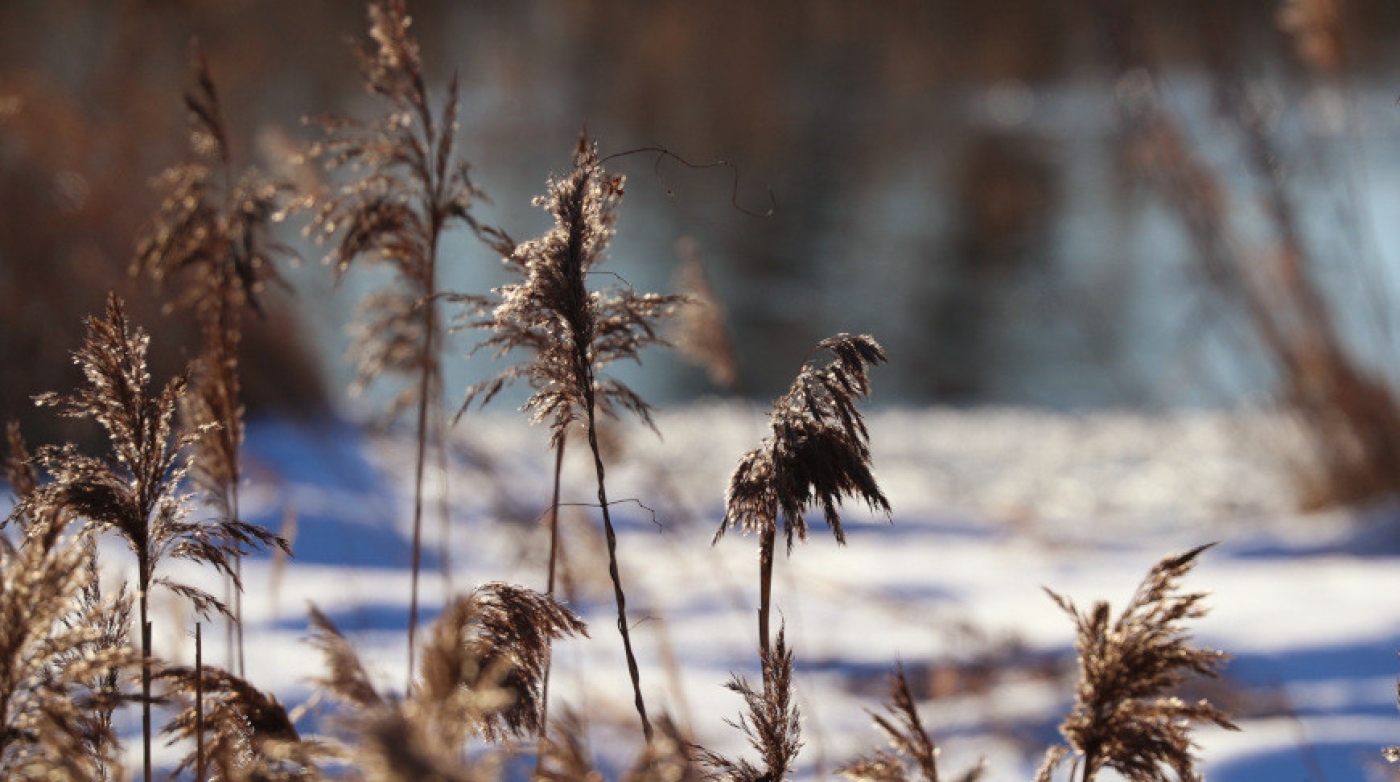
[
  {"left": 139, "top": 564, "right": 151, "bottom": 782},
  {"left": 584, "top": 402, "right": 653, "bottom": 744},
  {"left": 231, "top": 488, "right": 244, "bottom": 678},
  {"left": 758, "top": 524, "right": 775, "bottom": 663},
  {"left": 537, "top": 438, "right": 567, "bottom": 753},
  {"left": 195, "top": 623, "right": 205, "bottom": 782},
  {"left": 406, "top": 271, "right": 438, "bottom": 691},
  {"left": 436, "top": 413, "right": 452, "bottom": 590}
]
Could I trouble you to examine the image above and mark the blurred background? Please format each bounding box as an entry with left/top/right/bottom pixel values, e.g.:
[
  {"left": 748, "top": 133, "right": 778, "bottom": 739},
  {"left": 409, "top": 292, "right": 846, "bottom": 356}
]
[{"left": 6, "top": 0, "right": 1400, "bottom": 478}]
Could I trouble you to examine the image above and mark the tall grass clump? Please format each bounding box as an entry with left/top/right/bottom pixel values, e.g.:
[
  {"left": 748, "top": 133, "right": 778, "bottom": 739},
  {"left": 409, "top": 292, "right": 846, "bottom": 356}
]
[
  {"left": 133, "top": 48, "right": 289, "bottom": 676},
  {"left": 1036, "top": 544, "right": 1235, "bottom": 782},
  {"left": 459, "top": 133, "right": 684, "bottom": 743},
  {"left": 29, "top": 294, "right": 287, "bottom": 781},
  {"left": 301, "top": 0, "right": 503, "bottom": 684}
]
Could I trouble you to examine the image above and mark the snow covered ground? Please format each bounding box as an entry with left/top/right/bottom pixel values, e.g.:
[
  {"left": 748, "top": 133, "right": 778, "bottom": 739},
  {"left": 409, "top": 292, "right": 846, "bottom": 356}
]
[{"left": 102, "top": 404, "right": 1400, "bottom": 779}]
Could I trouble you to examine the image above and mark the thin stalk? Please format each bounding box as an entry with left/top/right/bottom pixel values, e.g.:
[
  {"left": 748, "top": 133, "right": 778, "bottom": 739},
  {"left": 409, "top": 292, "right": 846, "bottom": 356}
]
[
  {"left": 406, "top": 261, "right": 439, "bottom": 690},
  {"left": 196, "top": 622, "right": 205, "bottom": 782},
  {"left": 537, "top": 437, "right": 567, "bottom": 754},
  {"left": 758, "top": 524, "right": 775, "bottom": 662},
  {"left": 139, "top": 561, "right": 151, "bottom": 782},
  {"left": 584, "top": 397, "right": 652, "bottom": 744},
  {"left": 232, "top": 487, "right": 244, "bottom": 678}
]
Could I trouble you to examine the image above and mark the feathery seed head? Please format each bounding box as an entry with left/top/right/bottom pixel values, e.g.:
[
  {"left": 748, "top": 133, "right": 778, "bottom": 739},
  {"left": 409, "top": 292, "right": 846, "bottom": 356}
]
[{"left": 716, "top": 334, "right": 890, "bottom": 552}]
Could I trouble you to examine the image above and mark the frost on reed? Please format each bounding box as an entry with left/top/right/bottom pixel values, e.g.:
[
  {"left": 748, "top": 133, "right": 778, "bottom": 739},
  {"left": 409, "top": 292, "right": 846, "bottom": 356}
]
[
  {"left": 713, "top": 333, "right": 889, "bottom": 657},
  {"left": 133, "top": 47, "right": 289, "bottom": 676},
  {"left": 301, "top": 0, "right": 503, "bottom": 681},
  {"left": 1036, "top": 545, "right": 1236, "bottom": 782},
  {"left": 307, "top": 581, "right": 584, "bottom": 777},
  {"left": 1, "top": 425, "right": 135, "bottom": 779},
  {"left": 696, "top": 627, "right": 803, "bottom": 782},
  {"left": 459, "top": 133, "right": 683, "bottom": 743},
  {"left": 838, "top": 663, "right": 985, "bottom": 782},
  {"left": 29, "top": 294, "right": 287, "bottom": 781}
]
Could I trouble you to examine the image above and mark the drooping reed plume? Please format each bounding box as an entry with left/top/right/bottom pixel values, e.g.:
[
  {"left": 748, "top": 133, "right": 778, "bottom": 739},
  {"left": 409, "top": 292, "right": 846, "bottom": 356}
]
[
  {"left": 837, "top": 663, "right": 984, "bottom": 782},
  {"left": 713, "top": 333, "right": 889, "bottom": 660},
  {"left": 302, "top": 0, "right": 503, "bottom": 685},
  {"left": 459, "top": 133, "right": 684, "bottom": 743},
  {"left": 307, "top": 581, "right": 584, "bottom": 778},
  {"left": 31, "top": 294, "right": 288, "bottom": 782},
  {"left": 695, "top": 627, "right": 802, "bottom": 782},
  {"left": 157, "top": 661, "right": 315, "bottom": 780},
  {"left": 134, "top": 47, "right": 289, "bottom": 677},
  {"left": 1036, "top": 545, "right": 1235, "bottom": 782},
  {"left": 1, "top": 425, "right": 136, "bottom": 780}
]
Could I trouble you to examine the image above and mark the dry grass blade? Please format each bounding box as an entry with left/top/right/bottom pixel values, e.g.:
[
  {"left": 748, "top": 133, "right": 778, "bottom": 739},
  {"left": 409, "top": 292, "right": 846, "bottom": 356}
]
[
  {"left": 158, "top": 662, "right": 315, "bottom": 780},
  {"left": 696, "top": 627, "right": 802, "bottom": 782},
  {"left": 535, "top": 708, "right": 599, "bottom": 782},
  {"left": 1037, "top": 544, "right": 1236, "bottom": 782},
  {"left": 307, "top": 605, "right": 385, "bottom": 711},
  {"left": 309, "top": 588, "right": 578, "bottom": 780}
]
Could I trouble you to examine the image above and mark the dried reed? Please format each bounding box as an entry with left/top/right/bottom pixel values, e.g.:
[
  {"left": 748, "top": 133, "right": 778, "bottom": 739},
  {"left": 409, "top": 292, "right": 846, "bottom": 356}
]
[
  {"left": 1036, "top": 545, "right": 1235, "bottom": 782},
  {"left": 30, "top": 294, "right": 287, "bottom": 782},
  {"left": 134, "top": 46, "right": 290, "bottom": 678},
  {"left": 837, "top": 663, "right": 985, "bottom": 782},
  {"left": 696, "top": 626, "right": 803, "bottom": 782},
  {"left": 458, "top": 132, "right": 684, "bottom": 743},
  {"left": 301, "top": 0, "right": 505, "bottom": 686},
  {"left": 1, "top": 426, "right": 136, "bottom": 780},
  {"left": 307, "top": 581, "right": 584, "bottom": 777},
  {"left": 713, "top": 334, "right": 889, "bottom": 660}
]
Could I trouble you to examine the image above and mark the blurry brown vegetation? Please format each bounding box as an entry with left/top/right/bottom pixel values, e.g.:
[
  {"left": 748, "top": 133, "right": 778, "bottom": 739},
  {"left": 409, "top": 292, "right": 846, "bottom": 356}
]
[{"left": 0, "top": 2, "right": 1272, "bottom": 778}]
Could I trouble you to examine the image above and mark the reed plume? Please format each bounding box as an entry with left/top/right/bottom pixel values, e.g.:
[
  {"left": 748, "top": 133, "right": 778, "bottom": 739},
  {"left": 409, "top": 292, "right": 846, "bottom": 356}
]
[
  {"left": 307, "top": 581, "right": 584, "bottom": 776},
  {"left": 458, "top": 132, "right": 683, "bottom": 743},
  {"left": 302, "top": 0, "right": 504, "bottom": 686},
  {"left": 31, "top": 293, "right": 288, "bottom": 782},
  {"left": 1, "top": 426, "right": 137, "bottom": 780},
  {"left": 157, "top": 663, "right": 315, "bottom": 780},
  {"left": 713, "top": 334, "right": 889, "bottom": 659},
  {"left": 837, "top": 663, "right": 984, "bottom": 782},
  {"left": 134, "top": 46, "right": 290, "bottom": 678},
  {"left": 696, "top": 627, "right": 802, "bottom": 782},
  {"left": 1036, "top": 545, "right": 1235, "bottom": 782}
]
